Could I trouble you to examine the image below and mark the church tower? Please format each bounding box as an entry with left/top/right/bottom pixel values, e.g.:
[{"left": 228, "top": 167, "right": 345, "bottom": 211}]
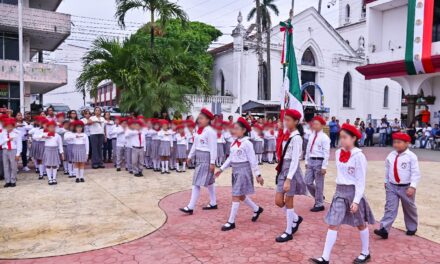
[{"left": 338, "top": 0, "right": 366, "bottom": 27}]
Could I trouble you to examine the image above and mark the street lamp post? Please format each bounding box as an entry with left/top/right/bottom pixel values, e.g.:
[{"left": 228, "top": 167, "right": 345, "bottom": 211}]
[{"left": 18, "top": 0, "right": 25, "bottom": 113}]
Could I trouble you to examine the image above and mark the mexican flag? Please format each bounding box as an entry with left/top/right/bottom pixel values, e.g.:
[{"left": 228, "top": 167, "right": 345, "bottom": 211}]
[{"left": 405, "top": 0, "right": 435, "bottom": 75}]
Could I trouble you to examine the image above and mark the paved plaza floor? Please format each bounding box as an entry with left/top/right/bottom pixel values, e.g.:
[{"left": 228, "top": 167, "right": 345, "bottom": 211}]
[{"left": 0, "top": 147, "right": 439, "bottom": 263}]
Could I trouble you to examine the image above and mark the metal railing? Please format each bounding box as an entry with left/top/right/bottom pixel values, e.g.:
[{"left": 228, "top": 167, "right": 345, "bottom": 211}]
[{"left": 186, "top": 94, "right": 235, "bottom": 104}]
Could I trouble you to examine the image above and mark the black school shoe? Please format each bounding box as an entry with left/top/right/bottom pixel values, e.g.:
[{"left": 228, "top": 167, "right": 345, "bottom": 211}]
[
  {"left": 353, "top": 253, "right": 371, "bottom": 264},
  {"left": 3, "top": 183, "right": 10, "bottom": 188},
  {"left": 80, "top": 178, "right": 85, "bottom": 182},
  {"left": 10, "top": 183, "right": 16, "bottom": 187},
  {"left": 76, "top": 178, "right": 80, "bottom": 183},
  {"left": 310, "top": 205, "right": 325, "bottom": 212},
  {"left": 291, "top": 215, "right": 303, "bottom": 235},
  {"left": 252, "top": 207, "right": 264, "bottom": 222},
  {"left": 275, "top": 232, "right": 293, "bottom": 243},
  {"left": 309, "top": 257, "right": 329, "bottom": 264},
  {"left": 373, "top": 228, "right": 389, "bottom": 239},
  {"left": 179, "top": 207, "right": 193, "bottom": 215},
  {"left": 221, "top": 222, "right": 235, "bottom": 231},
  {"left": 116, "top": 168, "right": 121, "bottom": 172},
  {"left": 202, "top": 204, "right": 218, "bottom": 210},
  {"left": 38, "top": 175, "right": 44, "bottom": 180},
  {"left": 406, "top": 229, "right": 417, "bottom": 236}
]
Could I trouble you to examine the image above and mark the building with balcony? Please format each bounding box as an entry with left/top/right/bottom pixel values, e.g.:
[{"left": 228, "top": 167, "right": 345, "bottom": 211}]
[
  {"left": 92, "top": 81, "right": 119, "bottom": 107},
  {"left": 0, "top": 0, "right": 70, "bottom": 113}
]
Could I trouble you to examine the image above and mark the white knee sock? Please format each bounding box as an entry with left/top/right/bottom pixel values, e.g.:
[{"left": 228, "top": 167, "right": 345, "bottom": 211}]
[
  {"left": 207, "top": 184, "right": 217, "bottom": 206},
  {"left": 182, "top": 162, "right": 186, "bottom": 171},
  {"left": 175, "top": 162, "right": 180, "bottom": 171},
  {"left": 165, "top": 160, "right": 169, "bottom": 171},
  {"left": 43, "top": 165, "right": 46, "bottom": 174},
  {"left": 244, "top": 196, "right": 259, "bottom": 211},
  {"left": 46, "top": 167, "right": 52, "bottom": 180},
  {"left": 80, "top": 169, "right": 85, "bottom": 179},
  {"left": 63, "top": 161, "right": 68, "bottom": 172},
  {"left": 39, "top": 164, "right": 44, "bottom": 176},
  {"left": 291, "top": 208, "right": 299, "bottom": 227},
  {"left": 152, "top": 160, "right": 157, "bottom": 169},
  {"left": 285, "top": 209, "right": 294, "bottom": 234},
  {"left": 68, "top": 163, "right": 73, "bottom": 175},
  {"left": 75, "top": 168, "right": 80, "bottom": 179},
  {"left": 188, "top": 185, "right": 201, "bottom": 209},
  {"left": 228, "top": 202, "right": 240, "bottom": 223},
  {"left": 52, "top": 168, "right": 57, "bottom": 181},
  {"left": 268, "top": 153, "right": 273, "bottom": 162},
  {"left": 322, "top": 229, "right": 338, "bottom": 261},
  {"left": 359, "top": 228, "right": 370, "bottom": 256},
  {"left": 161, "top": 161, "right": 165, "bottom": 172}
]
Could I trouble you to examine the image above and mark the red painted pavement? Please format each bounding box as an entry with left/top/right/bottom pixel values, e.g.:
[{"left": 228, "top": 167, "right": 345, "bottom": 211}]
[{"left": 2, "top": 187, "right": 439, "bottom": 264}]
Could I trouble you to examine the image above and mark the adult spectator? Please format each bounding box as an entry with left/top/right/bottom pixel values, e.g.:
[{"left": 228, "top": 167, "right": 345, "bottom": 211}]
[
  {"left": 227, "top": 115, "right": 233, "bottom": 122},
  {"left": 406, "top": 123, "right": 417, "bottom": 145},
  {"left": 103, "top": 111, "right": 114, "bottom": 163},
  {"left": 391, "top": 118, "right": 401, "bottom": 135},
  {"left": 365, "top": 123, "right": 375, "bottom": 146},
  {"left": 431, "top": 124, "right": 440, "bottom": 149},
  {"left": 46, "top": 106, "right": 56, "bottom": 121},
  {"left": 89, "top": 107, "right": 106, "bottom": 169},
  {"left": 379, "top": 119, "right": 388, "bottom": 147},
  {"left": 68, "top": 110, "right": 79, "bottom": 121},
  {"left": 328, "top": 116, "right": 338, "bottom": 148},
  {"left": 359, "top": 121, "right": 366, "bottom": 146},
  {"left": 335, "top": 119, "right": 341, "bottom": 146},
  {"left": 24, "top": 111, "right": 32, "bottom": 124},
  {"left": 420, "top": 106, "right": 431, "bottom": 125}
]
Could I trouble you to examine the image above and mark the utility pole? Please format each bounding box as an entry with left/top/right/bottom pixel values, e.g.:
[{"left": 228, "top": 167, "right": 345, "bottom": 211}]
[
  {"left": 256, "top": 0, "right": 264, "bottom": 100},
  {"left": 18, "top": 0, "right": 25, "bottom": 113},
  {"left": 318, "top": 0, "right": 323, "bottom": 14},
  {"left": 291, "top": 0, "right": 295, "bottom": 19}
]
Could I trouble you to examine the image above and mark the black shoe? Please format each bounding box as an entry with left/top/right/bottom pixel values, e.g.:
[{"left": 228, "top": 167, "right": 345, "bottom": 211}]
[
  {"left": 64, "top": 171, "right": 69, "bottom": 175},
  {"left": 291, "top": 215, "right": 303, "bottom": 235},
  {"left": 161, "top": 171, "right": 165, "bottom": 174},
  {"left": 373, "top": 228, "right": 389, "bottom": 239},
  {"left": 134, "top": 173, "right": 143, "bottom": 177},
  {"left": 53, "top": 181, "right": 58, "bottom": 185},
  {"left": 275, "top": 232, "right": 293, "bottom": 243},
  {"left": 309, "top": 257, "right": 329, "bottom": 264},
  {"left": 98, "top": 165, "right": 106, "bottom": 168},
  {"left": 3, "top": 183, "right": 10, "bottom": 188},
  {"left": 166, "top": 171, "right": 171, "bottom": 174},
  {"left": 92, "top": 166, "right": 99, "bottom": 169},
  {"left": 252, "top": 207, "right": 264, "bottom": 222},
  {"left": 139, "top": 173, "right": 144, "bottom": 176},
  {"left": 116, "top": 168, "right": 121, "bottom": 172},
  {"left": 80, "top": 179, "right": 85, "bottom": 182},
  {"left": 43, "top": 173, "right": 47, "bottom": 177},
  {"left": 129, "top": 171, "right": 133, "bottom": 174},
  {"left": 221, "top": 222, "right": 236, "bottom": 231},
  {"left": 125, "top": 168, "right": 128, "bottom": 171},
  {"left": 10, "top": 183, "right": 16, "bottom": 187},
  {"left": 179, "top": 207, "right": 193, "bottom": 215},
  {"left": 48, "top": 181, "right": 53, "bottom": 185},
  {"left": 76, "top": 178, "right": 80, "bottom": 183},
  {"left": 38, "top": 175, "right": 44, "bottom": 180},
  {"left": 68, "top": 175, "right": 76, "bottom": 178},
  {"left": 310, "top": 205, "right": 325, "bottom": 212},
  {"left": 353, "top": 253, "right": 371, "bottom": 264},
  {"left": 406, "top": 229, "right": 417, "bottom": 236},
  {"left": 202, "top": 204, "right": 218, "bottom": 210}
]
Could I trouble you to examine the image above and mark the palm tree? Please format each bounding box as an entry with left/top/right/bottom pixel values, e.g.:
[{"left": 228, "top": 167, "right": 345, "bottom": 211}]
[
  {"left": 115, "top": 0, "right": 188, "bottom": 48},
  {"left": 248, "top": 0, "right": 279, "bottom": 100}
]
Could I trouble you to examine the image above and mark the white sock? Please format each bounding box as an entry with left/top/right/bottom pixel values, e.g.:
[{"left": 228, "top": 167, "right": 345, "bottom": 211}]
[
  {"left": 244, "top": 196, "right": 259, "bottom": 211},
  {"left": 153, "top": 160, "right": 157, "bottom": 169},
  {"left": 228, "top": 202, "right": 240, "bottom": 223},
  {"left": 80, "top": 169, "right": 85, "bottom": 179},
  {"left": 285, "top": 209, "right": 294, "bottom": 234},
  {"left": 188, "top": 185, "right": 200, "bottom": 209},
  {"left": 161, "top": 161, "right": 165, "bottom": 172},
  {"left": 39, "top": 164, "right": 44, "bottom": 176},
  {"left": 291, "top": 208, "right": 299, "bottom": 227},
  {"left": 322, "top": 229, "right": 338, "bottom": 261},
  {"left": 175, "top": 162, "right": 179, "bottom": 171},
  {"left": 63, "top": 161, "right": 68, "bottom": 171},
  {"left": 52, "top": 168, "right": 57, "bottom": 181},
  {"left": 68, "top": 163, "right": 73, "bottom": 175},
  {"left": 75, "top": 168, "right": 80, "bottom": 179},
  {"left": 268, "top": 153, "right": 273, "bottom": 162},
  {"left": 360, "top": 228, "right": 370, "bottom": 256},
  {"left": 165, "top": 160, "right": 169, "bottom": 171},
  {"left": 46, "top": 167, "right": 53, "bottom": 180},
  {"left": 182, "top": 162, "right": 186, "bottom": 171},
  {"left": 43, "top": 165, "right": 46, "bottom": 174},
  {"left": 207, "top": 184, "right": 217, "bottom": 206}
]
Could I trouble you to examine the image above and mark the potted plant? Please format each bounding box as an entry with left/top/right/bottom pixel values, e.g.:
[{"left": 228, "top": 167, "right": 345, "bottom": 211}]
[{"left": 424, "top": 95, "right": 436, "bottom": 105}]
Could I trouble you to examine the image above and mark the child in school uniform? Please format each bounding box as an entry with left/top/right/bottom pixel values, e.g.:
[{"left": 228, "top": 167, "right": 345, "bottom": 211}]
[
  {"left": 185, "top": 120, "right": 196, "bottom": 169},
  {"left": 114, "top": 118, "right": 128, "bottom": 172},
  {"left": 169, "top": 121, "right": 178, "bottom": 171},
  {"left": 374, "top": 132, "right": 421, "bottom": 239},
  {"left": 222, "top": 121, "right": 233, "bottom": 158},
  {"left": 175, "top": 124, "right": 188, "bottom": 172},
  {"left": 125, "top": 119, "right": 146, "bottom": 177},
  {"left": 143, "top": 118, "right": 153, "bottom": 169},
  {"left": 215, "top": 117, "right": 265, "bottom": 231},
  {"left": 158, "top": 119, "right": 173, "bottom": 174},
  {"left": 1, "top": 118, "right": 22, "bottom": 188},
  {"left": 274, "top": 109, "right": 307, "bottom": 243},
  {"left": 215, "top": 125, "right": 226, "bottom": 167},
  {"left": 124, "top": 119, "right": 135, "bottom": 174},
  {"left": 39, "top": 120, "right": 64, "bottom": 185},
  {"left": 150, "top": 119, "right": 161, "bottom": 172},
  {"left": 57, "top": 119, "right": 70, "bottom": 175},
  {"left": 64, "top": 121, "right": 76, "bottom": 178},
  {"left": 252, "top": 123, "right": 264, "bottom": 164},
  {"left": 31, "top": 117, "right": 47, "bottom": 179},
  {"left": 66, "top": 120, "right": 89, "bottom": 183},
  {"left": 305, "top": 116, "right": 331, "bottom": 212},
  {"left": 310, "top": 123, "right": 375, "bottom": 264},
  {"left": 264, "top": 124, "right": 276, "bottom": 164}
]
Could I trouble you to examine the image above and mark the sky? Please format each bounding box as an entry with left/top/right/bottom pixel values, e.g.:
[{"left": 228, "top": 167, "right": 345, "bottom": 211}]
[{"left": 45, "top": 0, "right": 340, "bottom": 108}]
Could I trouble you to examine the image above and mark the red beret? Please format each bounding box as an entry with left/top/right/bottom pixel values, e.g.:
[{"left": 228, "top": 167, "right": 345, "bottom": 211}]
[
  {"left": 237, "top": 117, "right": 251, "bottom": 132},
  {"left": 119, "top": 117, "right": 128, "bottom": 123},
  {"left": 3, "top": 118, "right": 16, "bottom": 127},
  {"left": 253, "top": 124, "right": 263, "bottom": 131},
  {"left": 56, "top": 112, "right": 65, "bottom": 118},
  {"left": 341, "top": 123, "right": 362, "bottom": 139},
  {"left": 150, "top": 118, "right": 158, "bottom": 124},
  {"left": 200, "top": 108, "right": 214, "bottom": 120},
  {"left": 46, "top": 120, "right": 57, "bottom": 127},
  {"left": 73, "top": 120, "right": 85, "bottom": 127},
  {"left": 285, "top": 109, "right": 302, "bottom": 120},
  {"left": 40, "top": 118, "right": 49, "bottom": 125},
  {"left": 176, "top": 124, "right": 184, "bottom": 130},
  {"left": 159, "top": 119, "right": 169, "bottom": 125},
  {"left": 312, "top": 115, "right": 326, "bottom": 125},
  {"left": 137, "top": 115, "right": 144, "bottom": 120},
  {"left": 392, "top": 132, "right": 411, "bottom": 143},
  {"left": 185, "top": 120, "right": 196, "bottom": 127}
]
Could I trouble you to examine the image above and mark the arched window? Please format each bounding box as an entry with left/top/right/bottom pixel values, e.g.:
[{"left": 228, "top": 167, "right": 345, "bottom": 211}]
[
  {"left": 346, "top": 4, "right": 351, "bottom": 18},
  {"left": 220, "top": 71, "right": 225, "bottom": 96},
  {"left": 383, "top": 86, "right": 389, "bottom": 108},
  {"left": 301, "top": 48, "right": 316, "bottom": 66},
  {"left": 343, "top": 73, "right": 352, "bottom": 108}
]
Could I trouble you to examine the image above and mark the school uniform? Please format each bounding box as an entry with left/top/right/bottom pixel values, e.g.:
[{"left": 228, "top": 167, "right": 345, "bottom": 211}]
[
  {"left": 63, "top": 131, "right": 76, "bottom": 177},
  {"left": 252, "top": 132, "right": 264, "bottom": 155},
  {"left": 263, "top": 130, "right": 276, "bottom": 163},
  {"left": 0, "top": 130, "right": 22, "bottom": 185},
  {"left": 126, "top": 129, "right": 146, "bottom": 176},
  {"left": 81, "top": 117, "right": 92, "bottom": 160},
  {"left": 158, "top": 129, "right": 173, "bottom": 173},
  {"left": 223, "top": 130, "right": 233, "bottom": 157},
  {"left": 379, "top": 149, "right": 420, "bottom": 234},
  {"left": 38, "top": 132, "right": 64, "bottom": 184},
  {"left": 114, "top": 125, "right": 127, "bottom": 170},
  {"left": 65, "top": 132, "right": 89, "bottom": 181},
  {"left": 305, "top": 130, "right": 331, "bottom": 209},
  {"left": 170, "top": 131, "right": 177, "bottom": 170},
  {"left": 150, "top": 129, "right": 160, "bottom": 171},
  {"left": 56, "top": 126, "right": 69, "bottom": 173},
  {"left": 143, "top": 128, "right": 154, "bottom": 168},
  {"left": 185, "top": 128, "right": 196, "bottom": 169},
  {"left": 216, "top": 133, "right": 226, "bottom": 166},
  {"left": 175, "top": 133, "right": 188, "bottom": 172},
  {"left": 103, "top": 119, "right": 115, "bottom": 162},
  {"left": 16, "top": 121, "right": 32, "bottom": 170},
  {"left": 188, "top": 126, "right": 217, "bottom": 187},
  {"left": 124, "top": 129, "right": 133, "bottom": 173},
  {"left": 276, "top": 130, "right": 307, "bottom": 196}
]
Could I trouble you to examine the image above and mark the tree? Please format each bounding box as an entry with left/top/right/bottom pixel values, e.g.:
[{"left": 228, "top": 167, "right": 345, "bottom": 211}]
[
  {"left": 115, "top": 0, "right": 188, "bottom": 48},
  {"left": 248, "top": 0, "right": 279, "bottom": 100}
]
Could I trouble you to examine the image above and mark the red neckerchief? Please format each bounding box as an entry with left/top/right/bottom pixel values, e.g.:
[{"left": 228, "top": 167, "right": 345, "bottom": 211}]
[
  {"left": 197, "top": 126, "right": 205, "bottom": 135},
  {"left": 43, "top": 129, "right": 48, "bottom": 133},
  {"left": 282, "top": 130, "right": 290, "bottom": 141},
  {"left": 47, "top": 132, "right": 56, "bottom": 137},
  {"left": 231, "top": 139, "right": 241, "bottom": 148},
  {"left": 180, "top": 132, "right": 185, "bottom": 137},
  {"left": 339, "top": 149, "right": 351, "bottom": 163},
  {"left": 270, "top": 130, "right": 274, "bottom": 135},
  {"left": 7, "top": 132, "right": 12, "bottom": 150},
  {"left": 217, "top": 132, "right": 221, "bottom": 139}
]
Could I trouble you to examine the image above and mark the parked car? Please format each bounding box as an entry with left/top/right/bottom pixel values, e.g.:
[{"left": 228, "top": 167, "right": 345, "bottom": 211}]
[
  {"left": 43, "top": 103, "right": 70, "bottom": 114},
  {"left": 101, "top": 106, "right": 122, "bottom": 118}
]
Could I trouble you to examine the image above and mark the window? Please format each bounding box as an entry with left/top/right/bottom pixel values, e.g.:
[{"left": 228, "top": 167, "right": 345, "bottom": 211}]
[
  {"left": 1, "top": 0, "right": 18, "bottom": 5},
  {"left": 301, "top": 48, "right": 316, "bottom": 66},
  {"left": 0, "top": 82, "right": 20, "bottom": 113},
  {"left": 434, "top": 0, "right": 440, "bottom": 42},
  {"left": 220, "top": 71, "right": 225, "bottom": 96},
  {"left": 343, "top": 73, "right": 352, "bottom": 108},
  {"left": 0, "top": 33, "right": 19, "bottom": 61},
  {"left": 383, "top": 86, "right": 389, "bottom": 108}
]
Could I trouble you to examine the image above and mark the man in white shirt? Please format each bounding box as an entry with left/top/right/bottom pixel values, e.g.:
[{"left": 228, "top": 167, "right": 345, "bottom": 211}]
[
  {"left": 88, "top": 107, "right": 105, "bottom": 169},
  {"left": 375, "top": 132, "right": 421, "bottom": 239},
  {"left": 305, "top": 116, "right": 330, "bottom": 212}
]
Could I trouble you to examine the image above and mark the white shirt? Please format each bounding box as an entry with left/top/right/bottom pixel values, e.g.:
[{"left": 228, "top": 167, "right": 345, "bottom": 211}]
[
  {"left": 64, "top": 131, "right": 75, "bottom": 144},
  {"left": 158, "top": 129, "right": 174, "bottom": 146},
  {"left": 15, "top": 121, "right": 32, "bottom": 141},
  {"left": 282, "top": 130, "right": 303, "bottom": 180},
  {"left": 305, "top": 130, "right": 331, "bottom": 169},
  {"left": 253, "top": 131, "right": 264, "bottom": 142},
  {"left": 176, "top": 133, "right": 188, "bottom": 148},
  {"left": 263, "top": 130, "right": 276, "bottom": 140},
  {"left": 126, "top": 129, "right": 146, "bottom": 149},
  {"left": 223, "top": 130, "right": 233, "bottom": 143},
  {"left": 385, "top": 149, "right": 421, "bottom": 188},
  {"left": 81, "top": 118, "right": 91, "bottom": 136},
  {"left": 379, "top": 123, "right": 388, "bottom": 134},
  {"left": 114, "top": 126, "right": 127, "bottom": 147},
  {"left": 303, "top": 126, "right": 312, "bottom": 140},
  {"left": 104, "top": 120, "right": 115, "bottom": 139},
  {"left": 185, "top": 129, "right": 195, "bottom": 144},
  {"left": 217, "top": 133, "right": 226, "bottom": 144},
  {"left": 188, "top": 126, "right": 217, "bottom": 164},
  {"left": 38, "top": 133, "right": 64, "bottom": 153},
  {"left": 0, "top": 130, "right": 22, "bottom": 155},
  {"left": 65, "top": 132, "right": 89, "bottom": 155},
  {"left": 88, "top": 116, "right": 105, "bottom": 135},
  {"left": 30, "top": 127, "right": 44, "bottom": 142},
  {"left": 220, "top": 137, "right": 260, "bottom": 177},
  {"left": 335, "top": 148, "right": 367, "bottom": 204},
  {"left": 151, "top": 129, "right": 160, "bottom": 140}
]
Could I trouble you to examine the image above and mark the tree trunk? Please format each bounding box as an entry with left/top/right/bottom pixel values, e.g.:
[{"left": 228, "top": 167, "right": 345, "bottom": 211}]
[
  {"left": 256, "top": 0, "right": 264, "bottom": 100},
  {"left": 266, "top": 26, "right": 271, "bottom": 100},
  {"left": 150, "top": 10, "right": 155, "bottom": 48}
]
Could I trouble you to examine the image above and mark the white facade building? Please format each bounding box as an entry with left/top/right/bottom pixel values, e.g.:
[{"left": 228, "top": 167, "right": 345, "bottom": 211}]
[{"left": 189, "top": 2, "right": 402, "bottom": 123}]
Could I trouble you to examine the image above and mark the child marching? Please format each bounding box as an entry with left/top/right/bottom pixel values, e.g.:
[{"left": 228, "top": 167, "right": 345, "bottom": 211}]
[
  {"left": 158, "top": 119, "right": 173, "bottom": 174},
  {"left": 252, "top": 123, "right": 264, "bottom": 164},
  {"left": 215, "top": 117, "right": 264, "bottom": 231},
  {"left": 274, "top": 109, "right": 307, "bottom": 243},
  {"left": 125, "top": 119, "right": 146, "bottom": 177},
  {"left": 305, "top": 116, "right": 331, "bottom": 212},
  {"left": 264, "top": 124, "right": 277, "bottom": 164},
  {"left": 0, "top": 118, "right": 22, "bottom": 188},
  {"left": 374, "top": 132, "right": 421, "bottom": 239},
  {"left": 39, "top": 121, "right": 64, "bottom": 185},
  {"left": 180, "top": 108, "right": 218, "bottom": 214},
  {"left": 175, "top": 124, "right": 188, "bottom": 172},
  {"left": 66, "top": 120, "right": 89, "bottom": 182},
  {"left": 310, "top": 123, "right": 375, "bottom": 264},
  {"left": 114, "top": 118, "right": 128, "bottom": 172}
]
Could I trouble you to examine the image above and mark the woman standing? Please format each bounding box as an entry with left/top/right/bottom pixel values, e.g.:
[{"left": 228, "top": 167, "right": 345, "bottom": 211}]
[
  {"left": 309, "top": 124, "right": 375, "bottom": 264},
  {"left": 88, "top": 107, "right": 105, "bottom": 169},
  {"left": 103, "top": 111, "right": 114, "bottom": 164},
  {"left": 15, "top": 112, "right": 32, "bottom": 172}
]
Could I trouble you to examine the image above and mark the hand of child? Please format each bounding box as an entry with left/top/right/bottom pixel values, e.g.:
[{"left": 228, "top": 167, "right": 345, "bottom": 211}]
[
  {"left": 257, "top": 175, "right": 264, "bottom": 186},
  {"left": 350, "top": 202, "right": 359, "bottom": 213},
  {"left": 406, "top": 187, "right": 416, "bottom": 197},
  {"left": 61, "top": 154, "right": 65, "bottom": 161},
  {"left": 321, "top": 169, "right": 327, "bottom": 176},
  {"left": 214, "top": 170, "right": 222, "bottom": 178},
  {"left": 283, "top": 179, "right": 291, "bottom": 193},
  {"left": 209, "top": 164, "right": 215, "bottom": 173}
]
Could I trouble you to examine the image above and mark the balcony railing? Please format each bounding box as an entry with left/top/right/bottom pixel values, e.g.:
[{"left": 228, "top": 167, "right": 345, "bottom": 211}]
[
  {"left": 186, "top": 94, "right": 235, "bottom": 104},
  {"left": 0, "top": 60, "right": 67, "bottom": 86}
]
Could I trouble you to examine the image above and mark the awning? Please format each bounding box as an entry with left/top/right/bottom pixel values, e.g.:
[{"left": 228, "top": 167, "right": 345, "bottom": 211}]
[{"left": 236, "top": 100, "right": 281, "bottom": 114}]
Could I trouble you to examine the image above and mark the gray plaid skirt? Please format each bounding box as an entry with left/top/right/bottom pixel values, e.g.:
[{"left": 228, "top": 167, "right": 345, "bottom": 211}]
[
  {"left": 159, "top": 141, "right": 171, "bottom": 157},
  {"left": 253, "top": 141, "right": 264, "bottom": 154},
  {"left": 151, "top": 139, "right": 160, "bottom": 159},
  {"left": 145, "top": 136, "right": 152, "bottom": 157},
  {"left": 231, "top": 162, "right": 254, "bottom": 196},
  {"left": 265, "top": 139, "right": 276, "bottom": 152},
  {"left": 224, "top": 142, "right": 231, "bottom": 156},
  {"left": 66, "top": 144, "right": 74, "bottom": 162},
  {"left": 71, "top": 144, "right": 87, "bottom": 163},
  {"left": 43, "top": 146, "right": 61, "bottom": 167},
  {"left": 170, "top": 140, "right": 177, "bottom": 159},
  {"left": 192, "top": 150, "right": 215, "bottom": 187},
  {"left": 325, "top": 185, "right": 375, "bottom": 227},
  {"left": 217, "top": 143, "right": 225, "bottom": 158},
  {"left": 176, "top": 144, "right": 187, "bottom": 159},
  {"left": 31, "top": 141, "right": 45, "bottom": 160},
  {"left": 276, "top": 159, "right": 307, "bottom": 196}
]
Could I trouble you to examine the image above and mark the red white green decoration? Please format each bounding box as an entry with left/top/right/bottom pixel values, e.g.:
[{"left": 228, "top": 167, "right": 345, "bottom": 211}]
[{"left": 405, "top": 0, "right": 435, "bottom": 75}]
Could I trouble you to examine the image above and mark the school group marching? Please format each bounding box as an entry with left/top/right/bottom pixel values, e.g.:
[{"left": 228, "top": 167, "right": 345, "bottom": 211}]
[{"left": 1, "top": 107, "right": 421, "bottom": 263}]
